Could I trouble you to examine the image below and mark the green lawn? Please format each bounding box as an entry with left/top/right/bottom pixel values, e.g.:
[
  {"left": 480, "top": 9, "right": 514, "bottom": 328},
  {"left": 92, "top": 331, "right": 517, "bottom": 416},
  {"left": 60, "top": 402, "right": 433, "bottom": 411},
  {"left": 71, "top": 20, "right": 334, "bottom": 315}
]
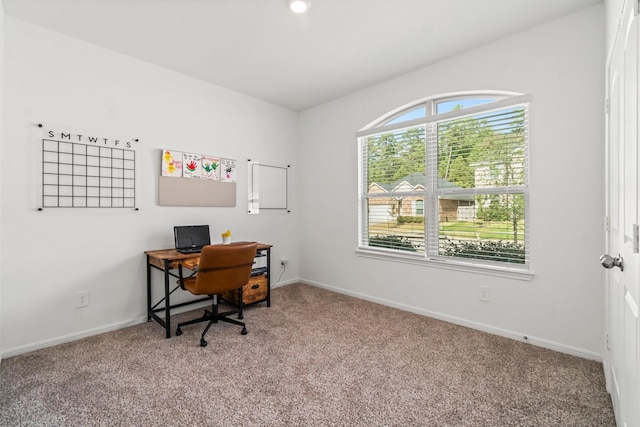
[
  {"left": 370, "top": 220, "right": 524, "bottom": 242},
  {"left": 440, "top": 220, "right": 525, "bottom": 241}
]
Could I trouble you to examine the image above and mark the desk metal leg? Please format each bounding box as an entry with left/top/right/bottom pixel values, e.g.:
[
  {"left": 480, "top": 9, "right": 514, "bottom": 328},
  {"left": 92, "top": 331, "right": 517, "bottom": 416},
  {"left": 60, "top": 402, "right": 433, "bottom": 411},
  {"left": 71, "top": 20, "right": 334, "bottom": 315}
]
[
  {"left": 163, "top": 259, "right": 172, "bottom": 338},
  {"left": 146, "top": 255, "right": 152, "bottom": 322},
  {"left": 266, "top": 248, "right": 271, "bottom": 307}
]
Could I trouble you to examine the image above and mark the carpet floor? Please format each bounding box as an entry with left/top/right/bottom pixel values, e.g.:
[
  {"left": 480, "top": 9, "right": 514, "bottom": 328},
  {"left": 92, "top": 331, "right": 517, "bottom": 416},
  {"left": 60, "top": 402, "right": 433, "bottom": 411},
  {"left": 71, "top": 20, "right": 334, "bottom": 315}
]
[{"left": 0, "top": 283, "right": 615, "bottom": 426}]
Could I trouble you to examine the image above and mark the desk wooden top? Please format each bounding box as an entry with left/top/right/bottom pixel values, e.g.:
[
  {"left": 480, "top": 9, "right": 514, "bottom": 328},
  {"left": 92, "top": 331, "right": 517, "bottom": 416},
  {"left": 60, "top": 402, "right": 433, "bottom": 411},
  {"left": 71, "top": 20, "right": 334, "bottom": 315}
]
[{"left": 145, "top": 242, "right": 271, "bottom": 271}]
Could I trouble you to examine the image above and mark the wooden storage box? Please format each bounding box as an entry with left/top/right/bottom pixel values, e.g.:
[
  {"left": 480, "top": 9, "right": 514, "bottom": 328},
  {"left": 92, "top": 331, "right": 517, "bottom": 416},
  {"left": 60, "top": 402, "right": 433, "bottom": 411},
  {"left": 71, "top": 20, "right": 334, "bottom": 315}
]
[{"left": 222, "top": 274, "right": 268, "bottom": 305}]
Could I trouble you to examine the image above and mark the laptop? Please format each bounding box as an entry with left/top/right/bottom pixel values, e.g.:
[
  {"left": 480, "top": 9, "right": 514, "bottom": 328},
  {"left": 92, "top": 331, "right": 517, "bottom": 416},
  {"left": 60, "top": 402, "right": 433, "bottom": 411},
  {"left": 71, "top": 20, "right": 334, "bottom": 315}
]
[{"left": 174, "top": 225, "right": 211, "bottom": 254}]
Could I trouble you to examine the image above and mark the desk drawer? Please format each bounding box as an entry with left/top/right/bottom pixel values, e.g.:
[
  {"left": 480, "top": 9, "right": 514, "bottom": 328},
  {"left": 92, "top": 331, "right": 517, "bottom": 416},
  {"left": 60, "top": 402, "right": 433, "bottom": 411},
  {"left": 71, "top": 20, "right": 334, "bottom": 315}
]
[{"left": 223, "top": 274, "right": 267, "bottom": 305}]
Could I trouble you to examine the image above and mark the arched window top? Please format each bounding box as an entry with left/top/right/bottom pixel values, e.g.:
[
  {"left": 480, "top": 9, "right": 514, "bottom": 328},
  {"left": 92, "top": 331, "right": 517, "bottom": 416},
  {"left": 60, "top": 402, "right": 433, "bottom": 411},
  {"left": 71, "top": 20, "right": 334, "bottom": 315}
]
[
  {"left": 435, "top": 96, "right": 497, "bottom": 114},
  {"left": 381, "top": 105, "right": 426, "bottom": 126},
  {"left": 362, "top": 91, "right": 528, "bottom": 133}
]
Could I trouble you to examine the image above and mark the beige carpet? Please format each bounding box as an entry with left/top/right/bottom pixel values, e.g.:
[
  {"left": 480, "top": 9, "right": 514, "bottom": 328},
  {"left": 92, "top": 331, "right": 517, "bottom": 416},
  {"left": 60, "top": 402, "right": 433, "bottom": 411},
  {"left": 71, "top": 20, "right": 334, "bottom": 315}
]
[{"left": 0, "top": 283, "right": 615, "bottom": 426}]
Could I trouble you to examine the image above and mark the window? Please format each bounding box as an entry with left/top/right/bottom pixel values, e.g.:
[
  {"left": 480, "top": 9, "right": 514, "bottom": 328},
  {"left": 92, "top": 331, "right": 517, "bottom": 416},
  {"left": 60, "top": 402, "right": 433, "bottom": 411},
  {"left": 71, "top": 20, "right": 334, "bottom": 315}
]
[
  {"left": 414, "top": 200, "right": 424, "bottom": 215},
  {"left": 357, "top": 92, "right": 530, "bottom": 273}
]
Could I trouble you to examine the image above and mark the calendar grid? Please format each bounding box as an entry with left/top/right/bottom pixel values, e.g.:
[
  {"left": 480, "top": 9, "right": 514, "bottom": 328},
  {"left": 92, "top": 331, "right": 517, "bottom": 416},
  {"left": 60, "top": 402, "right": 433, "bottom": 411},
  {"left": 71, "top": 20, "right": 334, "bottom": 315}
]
[{"left": 42, "top": 138, "right": 136, "bottom": 208}]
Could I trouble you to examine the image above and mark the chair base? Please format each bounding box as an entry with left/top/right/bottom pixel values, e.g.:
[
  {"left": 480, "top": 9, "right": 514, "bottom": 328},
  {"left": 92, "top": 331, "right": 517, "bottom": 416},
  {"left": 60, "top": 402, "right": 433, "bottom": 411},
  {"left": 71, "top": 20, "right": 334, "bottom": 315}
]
[{"left": 176, "top": 298, "right": 247, "bottom": 346}]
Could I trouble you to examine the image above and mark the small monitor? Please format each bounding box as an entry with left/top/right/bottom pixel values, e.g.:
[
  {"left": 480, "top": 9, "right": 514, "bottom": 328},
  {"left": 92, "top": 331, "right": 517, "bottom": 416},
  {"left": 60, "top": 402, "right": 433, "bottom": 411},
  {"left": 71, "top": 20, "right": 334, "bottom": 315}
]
[{"left": 174, "top": 225, "right": 211, "bottom": 253}]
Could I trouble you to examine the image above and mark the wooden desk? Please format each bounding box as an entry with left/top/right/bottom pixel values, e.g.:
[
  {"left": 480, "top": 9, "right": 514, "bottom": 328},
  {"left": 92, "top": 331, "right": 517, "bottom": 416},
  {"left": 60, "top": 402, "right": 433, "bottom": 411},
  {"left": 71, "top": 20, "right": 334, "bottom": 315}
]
[{"left": 145, "top": 242, "right": 272, "bottom": 338}]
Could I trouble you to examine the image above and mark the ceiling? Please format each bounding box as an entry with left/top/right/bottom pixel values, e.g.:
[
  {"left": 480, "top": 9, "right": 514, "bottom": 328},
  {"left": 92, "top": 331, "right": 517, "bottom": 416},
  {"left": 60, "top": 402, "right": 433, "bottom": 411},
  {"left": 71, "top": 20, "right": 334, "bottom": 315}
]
[{"left": 3, "top": 0, "right": 602, "bottom": 111}]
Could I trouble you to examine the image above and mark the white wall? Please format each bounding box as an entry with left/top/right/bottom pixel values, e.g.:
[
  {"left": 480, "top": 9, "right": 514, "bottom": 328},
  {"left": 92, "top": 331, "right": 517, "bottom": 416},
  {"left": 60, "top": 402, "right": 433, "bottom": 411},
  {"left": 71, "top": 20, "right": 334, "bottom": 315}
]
[
  {"left": 298, "top": 5, "right": 606, "bottom": 358},
  {"left": 0, "top": 1, "right": 5, "bottom": 363},
  {"left": 1, "top": 17, "right": 300, "bottom": 356}
]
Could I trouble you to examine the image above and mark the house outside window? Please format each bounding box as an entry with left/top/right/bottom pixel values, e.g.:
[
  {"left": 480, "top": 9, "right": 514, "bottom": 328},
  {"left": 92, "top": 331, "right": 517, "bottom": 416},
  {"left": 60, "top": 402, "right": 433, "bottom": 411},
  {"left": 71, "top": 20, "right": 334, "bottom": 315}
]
[{"left": 357, "top": 92, "right": 530, "bottom": 274}]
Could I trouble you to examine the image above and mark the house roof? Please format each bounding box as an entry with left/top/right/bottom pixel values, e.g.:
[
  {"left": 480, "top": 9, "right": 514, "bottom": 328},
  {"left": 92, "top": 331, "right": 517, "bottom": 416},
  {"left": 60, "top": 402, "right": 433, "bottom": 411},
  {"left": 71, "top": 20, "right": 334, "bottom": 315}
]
[{"left": 370, "top": 173, "right": 473, "bottom": 201}]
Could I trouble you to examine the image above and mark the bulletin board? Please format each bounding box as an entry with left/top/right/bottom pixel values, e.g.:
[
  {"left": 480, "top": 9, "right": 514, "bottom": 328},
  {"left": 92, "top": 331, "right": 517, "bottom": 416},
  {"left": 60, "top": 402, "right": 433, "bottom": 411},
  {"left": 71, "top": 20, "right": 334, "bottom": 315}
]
[
  {"left": 158, "top": 176, "right": 236, "bottom": 207},
  {"left": 158, "top": 149, "right": 237, "bottom": 207}
]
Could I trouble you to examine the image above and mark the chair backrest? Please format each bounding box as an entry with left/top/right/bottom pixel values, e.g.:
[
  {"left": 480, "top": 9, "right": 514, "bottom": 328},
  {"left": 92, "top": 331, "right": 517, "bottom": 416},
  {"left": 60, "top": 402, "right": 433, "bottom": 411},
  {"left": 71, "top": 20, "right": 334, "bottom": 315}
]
[{"left": 192, "top": 242, "right": 258, "bottom": 295}]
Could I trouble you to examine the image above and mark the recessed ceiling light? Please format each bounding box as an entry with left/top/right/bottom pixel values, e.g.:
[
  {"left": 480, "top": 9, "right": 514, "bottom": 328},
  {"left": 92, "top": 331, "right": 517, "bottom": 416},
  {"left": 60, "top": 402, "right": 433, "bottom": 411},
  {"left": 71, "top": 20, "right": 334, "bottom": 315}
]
[{"left": 287, "top": 0, "right": 310, "bottom": 14}]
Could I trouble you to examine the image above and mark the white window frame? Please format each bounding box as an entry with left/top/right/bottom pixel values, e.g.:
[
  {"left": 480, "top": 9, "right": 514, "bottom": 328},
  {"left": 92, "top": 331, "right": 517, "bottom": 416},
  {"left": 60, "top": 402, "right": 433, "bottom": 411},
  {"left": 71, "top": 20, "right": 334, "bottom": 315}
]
[{"left": 356, "top": 91, "right": 533, "bottom": 280}]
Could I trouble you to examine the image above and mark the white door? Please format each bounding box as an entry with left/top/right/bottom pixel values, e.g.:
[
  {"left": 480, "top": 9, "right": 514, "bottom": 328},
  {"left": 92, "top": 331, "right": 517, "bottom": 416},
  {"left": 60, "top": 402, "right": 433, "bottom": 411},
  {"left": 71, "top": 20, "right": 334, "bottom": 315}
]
[{"left": 604, "top": 1, "right": 640, "bottom": 425}]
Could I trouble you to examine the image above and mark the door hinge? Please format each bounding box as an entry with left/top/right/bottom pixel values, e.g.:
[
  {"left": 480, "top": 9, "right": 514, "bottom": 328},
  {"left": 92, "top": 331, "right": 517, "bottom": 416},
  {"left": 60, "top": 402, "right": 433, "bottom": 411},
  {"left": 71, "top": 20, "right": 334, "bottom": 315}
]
[
  {"left": 605, "top": 216, "right": 610, "bottom": 232},
  {"left": 605, "top": 98, "right": 610, "bottom": 115},
  {"left": 634, "top": 224, "right": 639, "bottom": 253}
]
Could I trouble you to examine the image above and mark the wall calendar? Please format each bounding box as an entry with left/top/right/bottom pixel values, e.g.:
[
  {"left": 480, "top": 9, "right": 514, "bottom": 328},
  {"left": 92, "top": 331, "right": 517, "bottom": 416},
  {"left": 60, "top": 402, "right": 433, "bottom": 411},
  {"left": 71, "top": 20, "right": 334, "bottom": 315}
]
[{"left": 39, "top": 124, "right": 138, "bottom": 209}]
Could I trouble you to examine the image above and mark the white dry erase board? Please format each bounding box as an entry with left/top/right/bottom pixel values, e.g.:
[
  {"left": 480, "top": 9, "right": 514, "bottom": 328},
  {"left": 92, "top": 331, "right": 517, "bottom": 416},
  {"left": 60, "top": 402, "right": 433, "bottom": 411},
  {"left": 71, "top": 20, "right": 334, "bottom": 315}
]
[{"left": 248, "top": 161, "right": 289, "bottom": 214}]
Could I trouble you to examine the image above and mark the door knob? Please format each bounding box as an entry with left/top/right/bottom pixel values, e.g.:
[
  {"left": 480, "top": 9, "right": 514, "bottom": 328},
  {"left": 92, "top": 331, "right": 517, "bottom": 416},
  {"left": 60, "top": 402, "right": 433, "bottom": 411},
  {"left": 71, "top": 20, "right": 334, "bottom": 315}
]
[{"left": 600, "top": 254, "right": 624, "bottom": 271}]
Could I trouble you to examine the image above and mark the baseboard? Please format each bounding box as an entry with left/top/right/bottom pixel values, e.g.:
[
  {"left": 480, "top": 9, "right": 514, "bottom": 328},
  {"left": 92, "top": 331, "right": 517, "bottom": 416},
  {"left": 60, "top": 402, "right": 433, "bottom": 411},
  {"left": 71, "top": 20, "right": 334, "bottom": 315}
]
[
  {"left": 301, "top": 279, "right": 603, "bottom": 362},
  {"left": 1, "top": 316, "right": 148, "bottom": 359},
  {"left": 271, "top": 278, "right": 299, "bottom": 289}
]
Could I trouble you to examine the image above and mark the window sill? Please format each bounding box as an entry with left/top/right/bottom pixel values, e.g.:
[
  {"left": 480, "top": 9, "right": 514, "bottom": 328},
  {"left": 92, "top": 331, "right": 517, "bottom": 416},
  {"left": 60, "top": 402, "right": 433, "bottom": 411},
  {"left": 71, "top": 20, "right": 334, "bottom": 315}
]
[{"left": 355, "top": 248, "right": 534, "bottom": 281}]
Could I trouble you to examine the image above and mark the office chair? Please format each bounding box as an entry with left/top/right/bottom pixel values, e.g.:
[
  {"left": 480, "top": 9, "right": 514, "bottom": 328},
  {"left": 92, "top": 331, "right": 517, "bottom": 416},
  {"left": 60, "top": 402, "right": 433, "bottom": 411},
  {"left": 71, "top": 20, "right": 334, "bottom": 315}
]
[{"left": 175, "top": 242, "right": 258, "bottom": 347}]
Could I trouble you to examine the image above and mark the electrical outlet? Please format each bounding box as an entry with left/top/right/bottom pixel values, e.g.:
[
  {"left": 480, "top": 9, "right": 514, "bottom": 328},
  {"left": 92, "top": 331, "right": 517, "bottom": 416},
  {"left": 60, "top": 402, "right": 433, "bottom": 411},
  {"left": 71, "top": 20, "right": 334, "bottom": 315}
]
[
  {"left": 280, "top": 257, "right": 288, "bottom": 267},
  {"left": 479, "top": 286, "right": 490, "bottom": 302},
  {"left": 76, "top": 291, "right": 89, "bottom": 308}
]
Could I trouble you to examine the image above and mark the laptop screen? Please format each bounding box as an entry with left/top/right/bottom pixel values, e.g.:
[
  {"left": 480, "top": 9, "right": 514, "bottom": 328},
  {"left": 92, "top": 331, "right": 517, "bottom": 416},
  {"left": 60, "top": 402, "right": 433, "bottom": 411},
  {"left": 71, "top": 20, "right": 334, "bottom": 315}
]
[{"left": 174, "top": 225, "right": 211, "bottom": 251}]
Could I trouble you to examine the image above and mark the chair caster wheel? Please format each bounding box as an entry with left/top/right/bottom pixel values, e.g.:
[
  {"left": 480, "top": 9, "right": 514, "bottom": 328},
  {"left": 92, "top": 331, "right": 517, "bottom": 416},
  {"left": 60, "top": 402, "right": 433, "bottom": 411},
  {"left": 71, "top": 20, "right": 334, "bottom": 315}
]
[
  {"left": 238, "top": 314, "right": 244, "bottom": 320},
  {"left": 241, "top": 327, "right": 248, "bottom": 335},
  {"left": 200, "top": 339, "right": 208, "bottom": 347},
  {"left": 176, "top": 328, "right": 182, "bottom": 336}
]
